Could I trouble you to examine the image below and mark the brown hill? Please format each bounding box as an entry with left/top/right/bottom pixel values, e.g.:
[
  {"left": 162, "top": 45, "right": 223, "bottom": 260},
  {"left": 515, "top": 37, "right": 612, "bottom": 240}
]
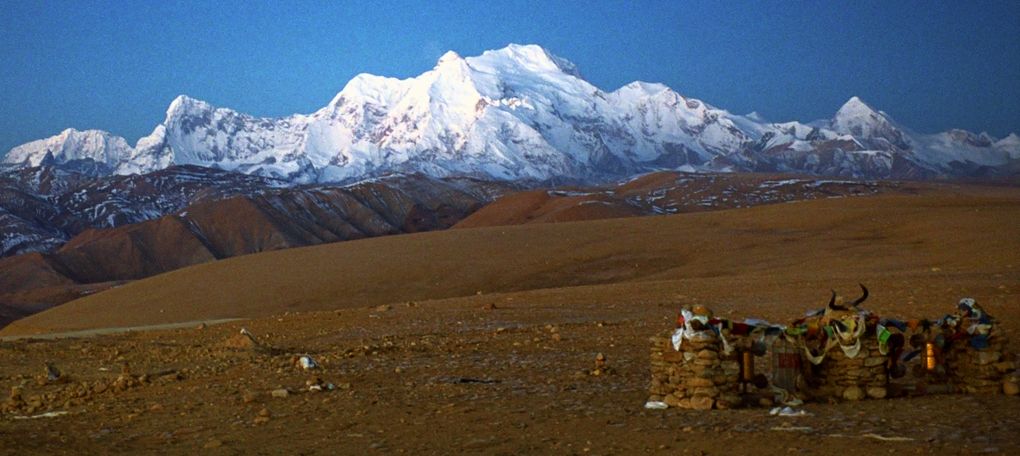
[
  {"left": 455, "top": 171, "right": 915, "bottom": 228},
  {"left": 5, "top": 182, "right": 1018, "bottom": 336},
  {"left": 453, "top": 189, "right": 642, "bottom": 227},
  {"left": 0, "top": 175, "right": 509, "bottom": 326}
]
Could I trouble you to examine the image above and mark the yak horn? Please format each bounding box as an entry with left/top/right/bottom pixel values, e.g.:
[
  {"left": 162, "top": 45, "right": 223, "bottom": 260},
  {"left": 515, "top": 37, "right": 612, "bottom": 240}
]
[
  {"left": 851, "top": 283, "right": 869, "bottom": 307},
  {"left": 827, "top": 290, "right": 845, "bottom": 311}
]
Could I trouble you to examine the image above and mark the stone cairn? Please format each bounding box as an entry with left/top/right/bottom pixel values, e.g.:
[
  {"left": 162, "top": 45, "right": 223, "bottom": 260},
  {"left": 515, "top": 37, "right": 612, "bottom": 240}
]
[
  {"left": 945, "top": 326, "right": 1016, "bottom": 395},
  {"left": 812, "top": 337, "right": 888, "bottom": 401},
  {"left": 649, "top": 298, "right": 1018, "bottom": 410},
  {"left": 648, "top": 331, "right": 742, "bottom": 410}
]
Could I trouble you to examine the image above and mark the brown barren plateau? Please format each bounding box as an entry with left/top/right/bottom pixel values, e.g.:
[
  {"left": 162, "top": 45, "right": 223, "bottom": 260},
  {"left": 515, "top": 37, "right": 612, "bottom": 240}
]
[{"left": 1, "top": 182, "right": 1018, "bottom": 454}]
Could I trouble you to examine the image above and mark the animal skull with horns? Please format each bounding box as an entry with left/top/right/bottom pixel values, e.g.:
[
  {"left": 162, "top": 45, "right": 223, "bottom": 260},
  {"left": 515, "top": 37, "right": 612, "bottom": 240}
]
[{"left": 823, "top": 284, "right": 869, "bottom": 318}]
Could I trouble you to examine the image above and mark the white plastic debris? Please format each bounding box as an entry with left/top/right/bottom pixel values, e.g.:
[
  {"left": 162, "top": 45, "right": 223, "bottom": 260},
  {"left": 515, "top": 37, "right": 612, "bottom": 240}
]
[
  {"left": 644, "top": 401, "right": 669, "bottom": 410},
  {"left": 298, "top": 355, "right": 318, "bottom": 370},
  {"left": 13, "top": 411, "right": 69, "bottom": 420},
  {"left": 770, "top": 406, "right": 809, "bottom": 417}
]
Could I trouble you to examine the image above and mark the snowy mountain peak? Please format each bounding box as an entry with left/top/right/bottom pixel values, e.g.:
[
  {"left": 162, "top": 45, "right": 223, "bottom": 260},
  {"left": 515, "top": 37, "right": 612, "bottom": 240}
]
[
  {"left": 436, "top": 50, "right": 463, "bottom": 66},
  {"left": 474, "top": 43, "right": 581, "bottom": 77},
  {"left": 744, "top": 112, "right": 767, "bottom": 123},
  {"left": 5, "top": 46, "right": 1017, "bottom": 182},
  {"left": 830, "top": 96, "right": 909, "bottom": 149},
  {"left": 996, "top": 133, "right": 1019, "bottom": 146},
  {"left": 834, "top": 96, "right": 881, "bottom": 122},
  {"left": 617, "top": 81, "right": 671, "bottom": 97},
  {"left": 3, "top": 128, "right": 132, "bottom": 169},
  {"left": 165, "top": 95, "right": 216, "bottom": 121}
]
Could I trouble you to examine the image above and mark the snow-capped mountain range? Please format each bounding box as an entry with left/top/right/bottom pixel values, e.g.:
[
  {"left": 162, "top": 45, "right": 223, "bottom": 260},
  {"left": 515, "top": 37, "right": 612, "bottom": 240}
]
[{"left": 4, "top": 44, "right": 1018, "bottom": 182}]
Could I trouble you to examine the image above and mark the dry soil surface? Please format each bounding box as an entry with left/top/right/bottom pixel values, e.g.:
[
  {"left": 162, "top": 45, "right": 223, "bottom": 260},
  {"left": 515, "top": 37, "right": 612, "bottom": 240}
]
[{"left": 1, "top": 184, "right": 1018, "bottom": 454}]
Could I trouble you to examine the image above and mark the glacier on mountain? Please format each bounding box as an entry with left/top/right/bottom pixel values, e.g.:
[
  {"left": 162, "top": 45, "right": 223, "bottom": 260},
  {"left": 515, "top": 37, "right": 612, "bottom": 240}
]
[{"left": 4, "top": 44, "right": 1017, "bottom": 183}]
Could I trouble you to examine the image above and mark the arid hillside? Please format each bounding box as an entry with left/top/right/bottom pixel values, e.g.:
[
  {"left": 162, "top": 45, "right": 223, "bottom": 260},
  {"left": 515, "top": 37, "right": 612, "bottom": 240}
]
[
  {"left": 454, "top": 172, "right": 911, "bottom": 228},
  {"left": 1, "top": 182, "right": 1018, "bottom": 455},
  {"left": 0, "top": 174, "right": 510, "bottom": 327},
  {"left": 5, "top": 183, "right": 1017, "bottom": 336}
]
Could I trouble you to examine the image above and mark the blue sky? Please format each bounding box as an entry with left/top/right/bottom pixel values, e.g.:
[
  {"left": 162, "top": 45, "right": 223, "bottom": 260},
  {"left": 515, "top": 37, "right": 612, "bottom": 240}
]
[{"left": 1, "top": 0, "right": 1018, "bottom": 153}]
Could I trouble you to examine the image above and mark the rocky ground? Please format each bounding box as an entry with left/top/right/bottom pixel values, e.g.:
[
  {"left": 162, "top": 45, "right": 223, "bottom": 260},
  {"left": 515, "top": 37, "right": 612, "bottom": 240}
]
[
  {"left": 2, "top": 184, "right": 1018, "bottom": 454},
  {"left": 2, "top": 296, "right": 1018, "bottom": 455}
]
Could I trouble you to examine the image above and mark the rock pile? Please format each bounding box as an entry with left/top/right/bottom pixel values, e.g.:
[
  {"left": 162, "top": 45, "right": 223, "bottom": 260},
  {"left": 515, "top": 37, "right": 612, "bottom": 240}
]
[
  {"left": 945, "top": 327, "right": 1015, "bottom": 395},
  {"left": 812, "top": 338, "right": 888, "bottom": 401},
  {"left": 648, "top": 331, "right": 741, "bottom": 410},
  {"left": 648, "top": 297, "right": 1018, "bottom": 410}
]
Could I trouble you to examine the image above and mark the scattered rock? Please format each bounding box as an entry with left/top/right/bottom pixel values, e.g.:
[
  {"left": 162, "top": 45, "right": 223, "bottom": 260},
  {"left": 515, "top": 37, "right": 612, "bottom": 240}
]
[
  {"left": 242, "top": 391, "right": 258, "bottom": 404},
  {"left": 271, "top": 389, "right": 289, "bottom": 398},
  {"left": 222, "top": 331, "right": 260, "bottom": 351},
  {"left": 203, "top": 439, "right": 223, "bottom": 449},
  {"left": 45, "top": 363, "right": 62, "bottom": 382},
  {"left": 296, "top": 355, "right": 318, "bottom": 370}
]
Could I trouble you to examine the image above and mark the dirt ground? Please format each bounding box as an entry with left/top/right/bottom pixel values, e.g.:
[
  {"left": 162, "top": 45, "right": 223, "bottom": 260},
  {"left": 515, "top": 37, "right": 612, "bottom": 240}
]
[
  {"left": 1, "top": 186, "right": 1019, "bottom": 454},
  {"left": 1, "top": 296, "right": 1019, "bottom": 455}
]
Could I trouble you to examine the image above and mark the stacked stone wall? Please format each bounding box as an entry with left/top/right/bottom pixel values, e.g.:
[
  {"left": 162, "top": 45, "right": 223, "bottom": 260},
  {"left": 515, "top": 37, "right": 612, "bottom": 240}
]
[
  {"left": 945, "top": 328, "right": 1015, "bottom": 394},
  {"left": 811, "top": 337, "right": 888, "bottom": 400},
  {"left": 648, "top": 332, "right": 742, "bottom": 410}
]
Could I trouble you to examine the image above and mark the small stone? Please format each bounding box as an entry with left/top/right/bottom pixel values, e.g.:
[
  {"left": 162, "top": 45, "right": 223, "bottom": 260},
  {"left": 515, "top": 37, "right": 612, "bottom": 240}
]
[
  {"left": 842, "top": 386, "right": 865, "bottom": 401},
  {"left": 663, "top": 394, "right": 683, "bottom": 408},
  {"left": 203, "top": 439, "right": 223, "bottom": 449},
  {"left": 242, "top": 391, "right": 257, "bottom": 403},
  {"left": 271, "top": 389, "right": 289, "bottom": 398},
  {"left": 866, "top": 386, "right": 888, "bottom": 399},
  {"left": 697, "top": 349, "right": 718, "bottom": 360},
  {"left": 692, "top": 386, "right": 719, "bottom": 398},
  {"left": 975, "top": 351, "right": 1002, "bottom": 365},
  {"left": 1003, "top": 381, "right": 1019, "bottom": 396},
  {"left": 375, "top": 304, "right": 392, "bottom": 312},
  {"left": 993, "top": 361, "right": 1016, "bottom": 373},
  {"left": 864, "top": 357, "right": 886, "bottom": 367},
  {"left": 717, "top": 393, "right": 741, "bottom": 409},
  {"left": 690, "top": 396, "right": 714, "bottom": 410},
  {"left": 687, "top": 377, "right": 714, "bottom": 388}
]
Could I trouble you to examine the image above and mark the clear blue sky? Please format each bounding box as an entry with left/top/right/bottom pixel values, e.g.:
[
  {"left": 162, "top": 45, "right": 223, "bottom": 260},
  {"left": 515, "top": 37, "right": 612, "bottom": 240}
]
[{"left": 2, "top": 0, "right": 1018, "bottom": 154}]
